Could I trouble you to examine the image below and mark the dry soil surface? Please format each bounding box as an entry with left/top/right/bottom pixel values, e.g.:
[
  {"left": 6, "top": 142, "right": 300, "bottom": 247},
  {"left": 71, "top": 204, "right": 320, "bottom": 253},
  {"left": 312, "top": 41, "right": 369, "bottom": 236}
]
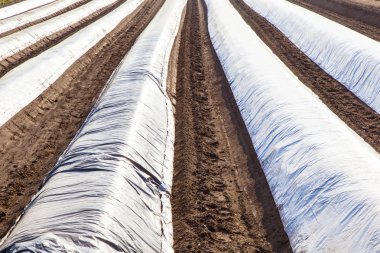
[{"left": 171, "top": 0, "right": 292, "bottom": 252}]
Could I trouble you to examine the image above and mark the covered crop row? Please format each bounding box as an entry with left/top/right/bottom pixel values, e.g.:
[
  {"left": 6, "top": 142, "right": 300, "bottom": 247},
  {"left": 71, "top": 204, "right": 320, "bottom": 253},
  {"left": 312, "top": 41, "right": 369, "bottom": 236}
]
[
  {"left": 0, "top": 0, "right": 144, "bottom": 127},
  {"left": 243, "top": 0, "right": 380, "bottom": 113},
  {"left": 0, "top": 0, "right": 119, "bottom": 61},
  {"left": 289, "top": 0, "right": 380, "bottom": 31},
  {"left": 0, "top": 0, "right": 186, "bottom": 251},
  {"left": 0, "top": 0, "right": 84, "bottom": 36},
  {"left": 0, "top": 0, "right": 57, "bottom": 20},
  {"left": 206, "top": 0, "right": 380, "bottom": 252}
]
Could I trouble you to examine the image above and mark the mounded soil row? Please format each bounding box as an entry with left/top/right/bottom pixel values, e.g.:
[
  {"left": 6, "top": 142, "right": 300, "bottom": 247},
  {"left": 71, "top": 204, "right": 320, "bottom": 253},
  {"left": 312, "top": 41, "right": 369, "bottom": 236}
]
[
  {"left": 288, "top": 0, "right": 380, "bottom": 41},
  {"left": 231, "top": 0, "right": 380, "bottom": 153},
  {"left": 170, "top": 0, "right": 291, "bottom": 252},
  {"left": 0, "top": 0, "right": 164, "bottom": 239},
  {"left": 0, "top": 0, "right": 129, "bottom": 78},
  {"left": 0, "top": 0, "right": 93, "bottom": 38}
]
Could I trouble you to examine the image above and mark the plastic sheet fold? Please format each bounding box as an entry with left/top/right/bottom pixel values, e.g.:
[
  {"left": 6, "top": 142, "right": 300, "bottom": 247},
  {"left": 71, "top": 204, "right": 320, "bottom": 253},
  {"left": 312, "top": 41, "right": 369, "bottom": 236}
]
[
  {"left": 0, "top": 0, "right": 82, "bottom": 35},
  {"left": 205, "top": 0, "right": 380, "bottom": 252},
  {"left": 0, "top": 0, "right": 186, "bottom": 251},
  {"left": 243, "top": 0, "right": 380, "bottom": 113},
  {"left": 0, "top": 0, "right": 144, "bottom": 127},
  {"left": 0, "top": 0, "right": 57, "bottom": 20},
  {"left": 0, "top": 0, "right": 119, "bottom": 61}
]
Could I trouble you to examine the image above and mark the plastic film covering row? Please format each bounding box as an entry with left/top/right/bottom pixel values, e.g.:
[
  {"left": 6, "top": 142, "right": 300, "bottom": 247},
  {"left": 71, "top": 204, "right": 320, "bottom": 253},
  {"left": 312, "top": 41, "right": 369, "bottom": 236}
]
[
  {"left": 205, "top": 0, "right": 380, "bottom": 252},
  {"left": 0, "top": 0, "right": 144, "bottom": 127},
  {"left": 0, "top": 0, "right": 186, "bottom": 251},
  {"left": 244, "top": 0, "right": 380, "bottom": 113}
]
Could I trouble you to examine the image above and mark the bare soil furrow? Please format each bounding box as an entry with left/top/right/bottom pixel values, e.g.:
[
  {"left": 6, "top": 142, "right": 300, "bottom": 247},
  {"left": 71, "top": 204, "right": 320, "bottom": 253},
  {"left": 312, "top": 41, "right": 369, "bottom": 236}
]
[
  {"left": 288, "top": 0, "right": 380, "bottom": 41},
  {"left": 0, "top": 0, "right": 128, "bottom": 78},
  {"left": 231, "top": 0, "right": 380, "bottom": 153},
  {"left": 0, "top": 0, "right": 93, "bottom": 38},
  {"left": 171, "top": 0, "right": 291, "bottom": 252},
  {"left": 0, "top": 0, "right": 164, "bottom": 239}
]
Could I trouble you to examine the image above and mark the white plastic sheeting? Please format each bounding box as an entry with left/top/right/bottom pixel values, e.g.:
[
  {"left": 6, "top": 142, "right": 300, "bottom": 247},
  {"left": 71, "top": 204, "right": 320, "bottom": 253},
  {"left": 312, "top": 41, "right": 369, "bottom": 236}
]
[
  {"left": 243, "top": 0, "right": 380, "bottom": 114},
  {"left": 0, "top": 0, "right": 144, "bottom": 127},
  {"left": 0, "top": 0, "right": 186, "bottom": 251},
  {"left": 0, "top": 0, "right": 57, "bottom": 20},
  {"left": 0, "top": 0, "right": 118, "bottom": 61},
  {"left": 205, "top": 0, "right": 380, "bottom": 252},
  {"left": 0, "top": 0, "right": 81, "bottom": 35}
]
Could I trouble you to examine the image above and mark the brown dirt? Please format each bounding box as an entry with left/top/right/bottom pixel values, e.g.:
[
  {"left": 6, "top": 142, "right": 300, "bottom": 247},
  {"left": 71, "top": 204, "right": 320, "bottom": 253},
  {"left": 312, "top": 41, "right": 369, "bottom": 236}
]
[
  {"left": 0, "top": 0, "right": 93, "bottom": 38},
  {"left": 0, "top": 0, "right": 164, "bottom": 240},
  {"left": 350, "top": 0, "right": 380, "bottom": 8},
  {"left": 231, "top": 0, "right": 380, "bottom": 153},
  {"left": 288, "top": 0, "right": 380, "bottom": 41},
  {"left": 171, "top": 0, "right": 292, "bottom": 252},
  {"left": 0, "top": 0, "right": 129, "bottom": 78}
]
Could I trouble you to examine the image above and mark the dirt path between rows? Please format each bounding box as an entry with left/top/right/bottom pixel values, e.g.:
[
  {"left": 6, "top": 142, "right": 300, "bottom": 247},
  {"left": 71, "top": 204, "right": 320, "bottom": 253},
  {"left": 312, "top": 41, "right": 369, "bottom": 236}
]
[
  {"left": 0, "top": 0, "right": 128, "bottom": 78},
  {"left": 288, "top": 0, "right": 380, "bottom": 41},
  {"left": 0, "top": 0, "right": 164, "bottom": 240},
  {"left": 170, "top": 0, "right": 292, "bottom": 252},
  {"left": 231, "top": 0, "right": 380, "bottom": 153},
  {"left": 0, "top": 0, "right": 93, "bottom": 38}
]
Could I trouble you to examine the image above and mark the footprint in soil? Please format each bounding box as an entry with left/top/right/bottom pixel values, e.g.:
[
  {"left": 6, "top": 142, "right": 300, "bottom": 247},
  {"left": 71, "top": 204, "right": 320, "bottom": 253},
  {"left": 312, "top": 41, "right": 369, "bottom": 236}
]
[
  {"left": 213, "top": 181, "right": 225, "bottom": 191},
  {"left": 218, "top": 208, "right": 232, "bottom": 218},
  {"left": 209, "top": 140, "right": 219, "bottom": 147},
  {"left": 198, "top": 126, "right": 214, "bottom": 138},
  {"left": 206, "top": 203, "right": 218, "bottom": 209},
  {"left": 204, "top": 219, "right": 218, "bottom": 233},
  {"left": 204, "top": 151, "right": 219, "bottom": 160},
  {"left": 0, "top": 210, "right": 5, "bottom": 221},
  {"left": 199, "top": 185, "right": 210, "bottom": 195},
  {"left": 196, "top": 91, "right": 208, "bottom": 101},
  {"left": 212, "top": 191, "right": 226, "bottom": 202},
  {"left": 212, "top": 232, "right": 232, "bottom": 243}
]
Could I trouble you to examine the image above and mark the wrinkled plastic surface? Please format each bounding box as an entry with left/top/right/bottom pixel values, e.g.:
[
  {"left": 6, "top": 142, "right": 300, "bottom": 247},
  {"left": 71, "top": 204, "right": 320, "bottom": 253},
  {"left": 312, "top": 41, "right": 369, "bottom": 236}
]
[
  {"left": 0, "top": 0, "right": 57, "bottom": 20},
  {"left": 0, "top": 0, "right": 186, "bottom": 252},
  {"left": 0, "top": 0, "right": 81, "bottom": 35},
  {"left": 0, "top": 0, "right": 118, "bottom": 61},
  {"left": 243, "top": 0, "right": 380, "bottom": 113},
  {"left": 205, "top": 0, "right": 380, "bottom": 252},
  {"left": 0, "top": 0, "right": 144, "bottom": 127}
]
